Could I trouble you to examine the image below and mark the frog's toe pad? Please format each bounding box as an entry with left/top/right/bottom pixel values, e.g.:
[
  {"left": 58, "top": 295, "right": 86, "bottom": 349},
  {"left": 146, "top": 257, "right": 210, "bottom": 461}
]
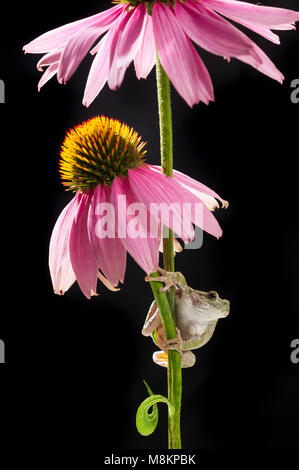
[
  {"left": 153, "top": 351, "right": 168, "bottom": 368},
  {"left": 181, "top": 351, "right": 196, "bottom": 368},
  {"left": 152, "top": 350, "right": 196, "bottom": 368}
]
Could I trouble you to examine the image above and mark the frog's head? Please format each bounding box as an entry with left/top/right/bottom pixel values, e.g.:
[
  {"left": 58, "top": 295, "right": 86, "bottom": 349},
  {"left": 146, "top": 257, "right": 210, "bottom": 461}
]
[{"left": 205, "top": 291, "right": 230, "bottom": 318}]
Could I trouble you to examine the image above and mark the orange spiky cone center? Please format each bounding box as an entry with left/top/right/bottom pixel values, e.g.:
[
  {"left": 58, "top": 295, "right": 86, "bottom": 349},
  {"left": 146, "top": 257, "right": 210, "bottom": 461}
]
[{"left": 59, "top": 116, "right": 147, "bottom": 192}]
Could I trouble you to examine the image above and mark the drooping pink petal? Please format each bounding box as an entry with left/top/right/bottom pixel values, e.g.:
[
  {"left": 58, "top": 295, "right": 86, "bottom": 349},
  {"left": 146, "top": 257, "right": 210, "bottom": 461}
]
[
  {"left": 201, "top": 0, "right": 299, "bottom": 28},
  {"left": 88, "top": 184, "right": 127, "bottom": 286},
  {"left": 270, "top": 24, "right": 296, "bottom": 31},
  {"left": 159, "top": 236, "right": 183, "bottom": 254},
  {"left": 57, "top": 24, "right": 113, "bottom": 84},
  {"left": 111, "top": 176, "right": 160, "bottom": 275},
  {"left": 37, "top": 50, "right": 62, "bottom": 71},
  {"left": 49, "top": 196, "right": 78, "bottom": 295},
  {"left": 97, "top": 272, "right": 120, "bottom": 291},
  {"left": 23, "top": 4, "right": 124, "bottom": 53},
  {"left": 128, "top": 165, "right": 223, "bottom": 240},
  {"left": 173, "top": 238, "right": 183, "bottom": 253},
  {"left": 152, "top": 2, "right": 213, "bottom": 107},
  {"left": 148, "top": 165, "right": 228, "bottom": 210},
  {"left": 82, "top": 14, "right": 122, "bottom": 107},
  {"left": 238, "top": 42, "right": 284, "bottom": 83},
  {"left": 38, "top": 63, "right": 59, "bottom": 91},
  {"left": 129, "top": 167, "right": 194, "bottom": 242},
  {"left": 172, "top": 169, "right": 228, "bottom": 210},
  {"left": 106, "top": 12, "right": 132, "bottom": 88},
  {"left": 232, "top": 22, "right": 280, "bottom": 45},
  {"left": 175, "top": 0, "right": 254, "bottom": 58},
  {"left": 190, "top": 41, "right": 214, "bottom": 105},
  {"left": 69, "top": 191, "right": 99, "bottom": 299},
  {"left": 198, "top": 0, "right": 282, "bottom": 44},
  {"left": 108, "top": 4, "right": 147, "bottom": 90},
  {"left": 198, "top": 4, "right": 284, "bottom": 83},
  {"left": 134, "top": 14, "right": 155, "bottom": 79}
]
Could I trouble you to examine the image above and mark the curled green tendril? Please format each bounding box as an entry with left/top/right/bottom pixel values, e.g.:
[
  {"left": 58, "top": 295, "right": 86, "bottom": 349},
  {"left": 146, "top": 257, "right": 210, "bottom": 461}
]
[{"left": 136, "top": 381, "right": 175, "bottom": 436}]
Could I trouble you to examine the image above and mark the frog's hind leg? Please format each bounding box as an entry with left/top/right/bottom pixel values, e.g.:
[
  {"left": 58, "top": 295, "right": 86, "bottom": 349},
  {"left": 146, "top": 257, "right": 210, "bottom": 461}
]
[{"left": 142, "top": 301, "right": 161, "bottom": 337}]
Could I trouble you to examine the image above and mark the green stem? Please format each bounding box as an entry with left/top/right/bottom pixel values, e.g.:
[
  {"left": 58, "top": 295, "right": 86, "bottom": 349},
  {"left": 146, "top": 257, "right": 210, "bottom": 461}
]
[
  {"left": 149, "top": 275, "right": 181, "bottom": 449},
  {"left": 154, "top": 53, "right": 182, "bottom": 449}
]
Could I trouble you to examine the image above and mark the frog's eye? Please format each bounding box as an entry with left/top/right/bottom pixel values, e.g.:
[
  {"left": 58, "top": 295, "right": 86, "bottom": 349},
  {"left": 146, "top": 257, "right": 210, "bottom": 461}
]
[{"left": 208, "top": 291, "right": 218, "bottom": 301}]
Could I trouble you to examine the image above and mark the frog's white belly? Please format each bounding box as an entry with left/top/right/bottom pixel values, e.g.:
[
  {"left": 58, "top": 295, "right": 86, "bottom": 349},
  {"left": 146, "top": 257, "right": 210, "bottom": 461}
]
[{"left": 175, "top": 294, "right": 219, "bottom": 349}]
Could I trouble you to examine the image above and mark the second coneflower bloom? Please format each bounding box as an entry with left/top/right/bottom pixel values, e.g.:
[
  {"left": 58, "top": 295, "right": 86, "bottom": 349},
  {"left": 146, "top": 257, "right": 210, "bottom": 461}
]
[
  {"left": 24, "top": 0, "right": 299, "bottom": 107},
  {"left": 49, "top": 116, "right": 227, "bottom": 298}
]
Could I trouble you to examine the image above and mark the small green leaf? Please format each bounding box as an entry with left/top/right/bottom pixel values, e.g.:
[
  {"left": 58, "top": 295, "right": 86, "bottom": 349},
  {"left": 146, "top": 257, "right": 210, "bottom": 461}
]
[{"left": 136, "top": 381, "right": 175, "bottom": 436}]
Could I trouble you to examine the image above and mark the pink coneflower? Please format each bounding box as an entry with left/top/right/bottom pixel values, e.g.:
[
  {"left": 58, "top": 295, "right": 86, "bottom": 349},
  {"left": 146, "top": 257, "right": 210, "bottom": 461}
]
[
  {"left": 24, "top": 0, "right": 299, "bottom": 107},
  {"left": 50, "top": 116, "right": 227, "bottom": 298}
]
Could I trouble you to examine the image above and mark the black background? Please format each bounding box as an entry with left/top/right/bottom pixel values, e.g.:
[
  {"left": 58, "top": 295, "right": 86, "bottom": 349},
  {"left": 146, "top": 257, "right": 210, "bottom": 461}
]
[{"left": 1, "top": 0, "right": 299, "bottom": 453}]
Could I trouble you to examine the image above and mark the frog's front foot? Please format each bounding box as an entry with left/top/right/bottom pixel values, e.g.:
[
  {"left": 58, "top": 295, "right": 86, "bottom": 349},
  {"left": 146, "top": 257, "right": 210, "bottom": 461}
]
[{"left": 145, "top": 268, "right": 186, "bottom": 293}]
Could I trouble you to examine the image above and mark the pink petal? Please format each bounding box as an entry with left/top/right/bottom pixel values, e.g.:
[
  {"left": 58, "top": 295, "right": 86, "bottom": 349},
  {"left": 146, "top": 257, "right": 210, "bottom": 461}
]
[
  {"left": 57, "top": 24, "right": 111, "bottom": 84},
  {"left": 149, "top": 165, "right": 228, "bottom": 210},
  {"left": 190, "top": 41, "right": 214, "bottom": 105},
  {"left": 152, "top": 2, "right": 213, "bottom": 107},
  {"left": 247, "top": 46, "right": 284, "bottom": 83},
  {"left": 202, "top": 0, "right": 299, "bottom": 27},
  {"left": 108, "top": 4, "right": 147, "bottom": 90},
  {"left": 129, "top": 167, "right": 193, "bottom": 242},
  {"left": 49, "top": 196, "right": 78, "bottom": 295},
  {"left": 134, "top": 14, "right": 155, "bottom": 79},
  {"left": 37, "top": 50, "right": 62, "bottom": 71},
  {"left": 199, "top": 5, "right": 284, "bottom": 83},
  {"left": 38, "top": 63, "right": 59, "bottom": 91},
  {"left": 128, "top": 165, "right": 222, "bottom": 240},
  {"left": 197, "top": 0, "right": 281, "bottom": 44},
  {"left": 69, "top": 191, "right": 99, "bottom": 299},
  {"left": 270, "top": 24, "right": 296, "bottom": 31},
  {"left": 23, "top": 4, "right": 124, "bottom": 53},
  {"left": 88, "top": 185, "right": 127, "bottom": 286},
  {"left": 82, "top": 15, "right": 121, "bottom": 107},
  {"left": 175, "top": 1, "right": 254, "bottom": 58},
  {"left": 97, "top": 272, "right": 120, "bottom": 292},
  {"left": 233, "top": 22, "right": 280, "bottom": 45},
  {"left": 173, "top": 169, "right": 228, "bottom": 210},
  {"left": 159, "top": 236, "right": 183, "bottom": 254},
  {"left": 111, "top": 176, "right": 159, "bottom": 275}
]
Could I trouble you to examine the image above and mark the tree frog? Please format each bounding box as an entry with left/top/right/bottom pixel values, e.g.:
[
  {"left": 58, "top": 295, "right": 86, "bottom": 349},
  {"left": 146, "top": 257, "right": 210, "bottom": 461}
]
[{"left": 142, "top": 268, "right": 230, "bottom": 368}]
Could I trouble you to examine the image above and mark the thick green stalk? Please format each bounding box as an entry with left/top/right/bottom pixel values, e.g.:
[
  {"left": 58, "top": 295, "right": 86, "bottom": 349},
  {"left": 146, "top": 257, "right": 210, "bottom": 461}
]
[{"left": 154, "top": 54, "right": 182, "bottom": 449}]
